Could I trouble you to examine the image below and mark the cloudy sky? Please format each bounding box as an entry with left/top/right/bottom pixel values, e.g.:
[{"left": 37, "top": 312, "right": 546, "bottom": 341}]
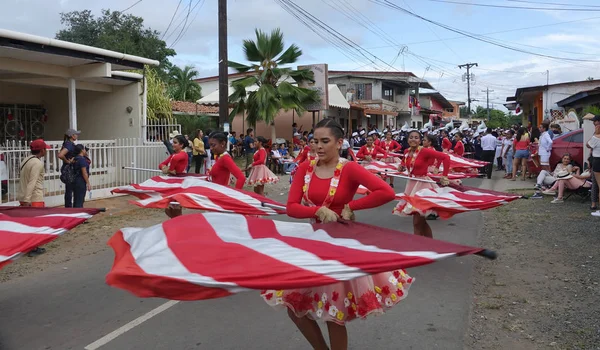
[{"left": 4, "top": 0, "right": 600, "bottom": 110}]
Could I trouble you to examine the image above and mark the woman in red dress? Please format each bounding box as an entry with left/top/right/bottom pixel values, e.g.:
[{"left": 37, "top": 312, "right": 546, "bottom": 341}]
[
  {"left": 158, "top": 134, "right": 189, "bottom": 218},
  {"left": 356, "top": 136, "right": 387, "bottom": 162},
  {"left": 207, "top": 132, "right": 246, "bottom": 189},
  {"left": 382, "top": 132, "right": 402, "bottom": 187},
  {"left": 441, "top": 130, "right": 453, "bottom": 152},
  {"left": 453, "top": 132, "right": 465, "bottom": 157},
  {"left": 261, "top": 118, "right": 411, "bottom": 350},
  {"left": 295, "top": 138, "right": 311, "bottom": 164},
  {"left": 393, "top": 130, "right": 450, "bottom": 238},
  {"left": 246, "top": 136, "right": 279, "bottom": 195}
]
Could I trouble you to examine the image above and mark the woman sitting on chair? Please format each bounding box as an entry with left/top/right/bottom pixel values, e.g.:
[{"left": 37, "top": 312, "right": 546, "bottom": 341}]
[{"left": 541, "top": 153, "right": 591, "bottom": 203}]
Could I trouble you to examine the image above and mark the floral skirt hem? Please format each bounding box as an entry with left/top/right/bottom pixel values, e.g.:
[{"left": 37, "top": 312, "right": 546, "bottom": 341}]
[
  {"left": 246, "top": 164, "right": 279, "bottom": 186},
  {"left": 260, "top": 270, "right": 413, "bottom": 325}
]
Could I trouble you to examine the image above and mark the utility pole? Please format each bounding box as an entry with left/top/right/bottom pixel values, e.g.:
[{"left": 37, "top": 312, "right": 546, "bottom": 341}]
[
  {"left": 482, "top": 87, "right": 494, "bottom": 121},
  {"left": 458, "top": 62, "right": 478, "bottom": 118},
  {"left": 218, "top": 0, "right": 228, "bottom": 132}
]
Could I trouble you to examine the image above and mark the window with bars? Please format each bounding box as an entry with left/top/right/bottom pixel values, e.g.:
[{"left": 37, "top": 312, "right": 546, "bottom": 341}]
[
  {"left": 354, "top": 83, "right": 372, "bottom": 100},
  {"left": 382, "top": 86, "right": 394, "bottom": 102}
]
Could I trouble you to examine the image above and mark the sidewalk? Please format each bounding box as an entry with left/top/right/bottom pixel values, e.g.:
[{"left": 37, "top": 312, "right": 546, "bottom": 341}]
[{"left": 477, "top": 168, "right": 536, "bottom": 194}]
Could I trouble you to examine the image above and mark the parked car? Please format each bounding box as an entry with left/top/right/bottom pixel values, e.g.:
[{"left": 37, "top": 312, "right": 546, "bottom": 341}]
[
  {"left": 549, "top": 129, "right": 584, "bottom": 169},
  {"left": 527, "top": 129, "right": 583, "bottom": 175}
]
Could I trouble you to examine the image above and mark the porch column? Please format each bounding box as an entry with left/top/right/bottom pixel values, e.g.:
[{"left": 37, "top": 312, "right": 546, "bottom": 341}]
[{"left": 68, "top": 78, "right": 77, "bottom": 130}]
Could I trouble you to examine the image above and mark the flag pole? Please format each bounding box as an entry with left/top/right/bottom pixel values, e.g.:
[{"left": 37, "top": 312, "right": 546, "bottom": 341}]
[
  {"left": 122, "top": 166, "right": 163, "bottom": 173},
  {"left": 380, "top": 173, "right": 437, "bottom": 183},
  {"left": 261, "top": 202, "right": 287, "bottom": 212}
]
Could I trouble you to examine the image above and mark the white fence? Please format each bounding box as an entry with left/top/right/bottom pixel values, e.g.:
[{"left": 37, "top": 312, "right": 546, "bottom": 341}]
[{"left": 0, "top": 138, "right": 169, "bottom": 207}]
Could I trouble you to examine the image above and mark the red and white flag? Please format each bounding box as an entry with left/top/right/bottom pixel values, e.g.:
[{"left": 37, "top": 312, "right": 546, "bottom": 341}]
[
  {"left": 106, "top": 212, "right": 488, "bottom": 301},
  {"left": 112, "top": 175, "right": 286, "bottom": 216},
  {"left": 0, "top": 207, "right": 102, "bottom": 269},
  {"left": 393, "top": 184, "right": 521, "bottom": 219},
  {"left": 361, "top": 161, "right": 478, "bottom": 180},
  {"left": 447, "top": 154, "right": 488, "bottom": 168}
]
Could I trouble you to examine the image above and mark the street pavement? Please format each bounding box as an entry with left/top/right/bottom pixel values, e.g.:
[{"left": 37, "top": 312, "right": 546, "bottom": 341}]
[{"left": 0, "top": 177, "right": 492, "bottom": 350}]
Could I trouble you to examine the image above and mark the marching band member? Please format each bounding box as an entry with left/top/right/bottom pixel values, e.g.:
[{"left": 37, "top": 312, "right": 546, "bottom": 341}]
[
  {"left": 246, "top": 136, "right": 279, "bottom": 196},
  {"left": 394, "top": 130, "right": 450, "bottom": 238},
  {"left": 262, "top": 118, "right": 411, "bottom": 350}
]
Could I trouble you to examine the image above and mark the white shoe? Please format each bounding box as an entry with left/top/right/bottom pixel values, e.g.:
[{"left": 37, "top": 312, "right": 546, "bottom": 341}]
[
  {"left": 542, "top": 189, "right": 557, "bottom": 196},
  {"left": 592, "top": 211, "right": 600, "bottom": 217},
  {"left": 551, "top": 198, "right": 563, "bottom": 204}
]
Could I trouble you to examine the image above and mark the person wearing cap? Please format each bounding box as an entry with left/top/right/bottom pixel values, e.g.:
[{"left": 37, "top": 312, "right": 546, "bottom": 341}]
[
  {"left": 58, "top": 128, "right": 80, "bottom": 208},
  {"left": 18, "top": 139, "right": 51, "bottom": 256}
]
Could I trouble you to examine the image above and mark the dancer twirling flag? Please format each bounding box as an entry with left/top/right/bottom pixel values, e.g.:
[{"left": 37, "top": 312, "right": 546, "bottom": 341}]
[
  {"left": 207, "top": 132, "right": 246, "bottom": 189},
  {"left": 245, "top": 136, "right": 279, "bottom": 196},
  {"left": 356, "top": 135, "right": 387, "bottom": 162},
  {"left": 158, "top": 134, "right": 189, "bottom": 218},
  {"left": 382, "top": 131, "right": 402, "bottom": 188},
  {"left": 394, "top": 130, "right": 450, "bottom": 238},
  {"left": 261, "top": 118, "right": 410, "bottom": 350}
]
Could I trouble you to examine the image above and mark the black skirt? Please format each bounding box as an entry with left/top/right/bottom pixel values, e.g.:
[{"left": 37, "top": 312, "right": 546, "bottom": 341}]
[{"left": 593, "top": 157, "right": 600, "bottom": 172}]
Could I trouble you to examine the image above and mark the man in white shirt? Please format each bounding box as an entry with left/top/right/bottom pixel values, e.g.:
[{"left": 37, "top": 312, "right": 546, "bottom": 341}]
[
  {"left": 538, "top": 121, "right": 553, "bottom": 172},
  {"left": 481, "top": 128, "right": 497, "bottom": 179}
]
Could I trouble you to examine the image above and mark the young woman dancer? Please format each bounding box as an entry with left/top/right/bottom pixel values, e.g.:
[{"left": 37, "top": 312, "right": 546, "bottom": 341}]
[
  {"left": 208, "top": 132, "right": 246, "bottom": 190},
  {"left": 382, "top": 131, "right": 402, "bottom": 187},
  {"left": 246, "top": 136, "right": 279, "bottom": 196},
  {"left": 261, "top": 118, "right": 411, "bottom": 350},
  {"left": 394, "top": 130, "right": 450, "bottom": 238},
  {"left": 356, "top": 136, "right": 387, "bottom": 162},
  {"left": 158, "top": 134, "right": 189, "bottom": 218}
]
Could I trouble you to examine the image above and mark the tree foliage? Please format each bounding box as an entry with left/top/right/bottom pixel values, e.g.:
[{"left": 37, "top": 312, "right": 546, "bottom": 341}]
[
  {"left": 175, "top": 114, "right": 217, "bottom": 137},
  {"left": 146, "top": 68, "right": 172, "bottom": 120},
  {"left": 228, "top": 28, "right": 320, "bottom": 140},
  {"left": 168, "top": 65, "right": 202, "bottom": 102},
  {"left": 56, "top": 9, "right": 176, "bottom": 75}
]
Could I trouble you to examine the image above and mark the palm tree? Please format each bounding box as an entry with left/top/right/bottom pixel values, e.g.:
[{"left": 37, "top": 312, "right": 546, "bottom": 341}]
[
  {"left": 228, "top": 28, "right": 320, "bottom": 141},
  {"left": 168, "top": 65, "right": 202, "bottom": 102}
]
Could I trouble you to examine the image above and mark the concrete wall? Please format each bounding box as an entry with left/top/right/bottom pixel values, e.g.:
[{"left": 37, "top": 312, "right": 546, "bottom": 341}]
[
  {"left": 40, "top": 82, "right": 142, "bottom": 140},
  {"left": 545, "top": 81, "right": 600, "bottom": 112},
  {"left": 197, "top": 80, "right": 220, "bottom": 98},
  {"left": 0, "top": 82, "right": 43, "bottom": 104}
]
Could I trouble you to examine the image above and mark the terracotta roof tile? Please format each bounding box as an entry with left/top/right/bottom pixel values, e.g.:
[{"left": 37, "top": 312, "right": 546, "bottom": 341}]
[{"left": 171, "top": 101, "right": 218, "bottom": 114}]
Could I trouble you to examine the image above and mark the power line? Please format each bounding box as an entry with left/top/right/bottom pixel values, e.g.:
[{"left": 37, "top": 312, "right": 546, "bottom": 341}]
[
  {"left": 170, "top": 0, "right": 206, "bottom": 48},
  {"left": 169, "top": 0, "right": 193, "bottom": 48},
  {"left": 420, "top": 0, "right": 600, "bottom": 11},
  {"left": 506, "top": 0, "right": 600, "bottom": 8},
  {"left": 370, "top": 0, "right": 600, "bottom": 63},
  {"left": 120, "top": 0, "right": 143, "bottom": 13},
  {"left": 161, "top": 0, "right": 183, "bottom": 40},
  {"left": 364, "top": 15, "right": 600, "bottom": 52}
]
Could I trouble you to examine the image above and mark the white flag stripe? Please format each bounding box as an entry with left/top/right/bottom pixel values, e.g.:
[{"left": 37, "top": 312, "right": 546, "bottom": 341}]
[
  {"left": 0, "top": 221, "right": 68, "bottom": 236},
  {"left": 272, "top": 219, "right": 457, "bottom": 261},
  {"left": 203, "top": 214, "right": 368, "bottom": 281},
  {"left": 39, "top": 213, "right": 94, "bottom": 219},
  {"left": 0, "top": 252, "right": 22, "bottom": 263},
  {"left": 122, "top": 226, "right": 249, "bottom": 292}
]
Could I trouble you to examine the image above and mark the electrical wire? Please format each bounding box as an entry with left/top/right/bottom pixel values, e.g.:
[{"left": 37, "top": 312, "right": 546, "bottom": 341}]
[
  {"left": 161, "top": 0, "right": 183, "bottom": 40},
  {"left": 169, "top": 0, "right": 193, "bottom": 48},
  {"left": 420, "top": 0, "right": 600, "bottom": 11},
  {"left": 170, "top": 0, "right": 206, "bottom": 48},
  {"left": 371, "top": 0, "right": 600, "bottom": 63},
  {"left": 120, "top": 0, "right": 143, "bottom": 13},
  {"left": 506, "top": 0, "right": 600, "bottom": 8}
]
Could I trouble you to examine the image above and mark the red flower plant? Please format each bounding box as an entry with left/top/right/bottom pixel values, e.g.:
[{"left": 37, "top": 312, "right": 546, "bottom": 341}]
[
  {"left": 332, "top": 291, "right": 339, "bottom": 302},
  {"left": 393, "top": 270, "right": 401, "bottom": 278},
  {"left": 397, "top": 289, "right": 404, "bottom": 297},
  {"left": 407, "top": 277, "right": 413, "bottom": 284},
  {"left": 324, "top": 302, "right": 331, "bottom": 311}
]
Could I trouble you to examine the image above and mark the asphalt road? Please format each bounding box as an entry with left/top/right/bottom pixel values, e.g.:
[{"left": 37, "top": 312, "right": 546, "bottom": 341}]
[{"left": 0, "top": 178, "right": 488, "bottom": 350}]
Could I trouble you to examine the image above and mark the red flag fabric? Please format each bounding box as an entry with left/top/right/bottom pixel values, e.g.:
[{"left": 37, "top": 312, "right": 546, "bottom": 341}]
[
  {"left": 112, "top": 175, "right": 286, "bottom": 216},
  {"left": 106, "top": 212, "right": 486, "bottom": 301},
  {"left": 361, "top": 161, "right": 477, "bottom": 180},
  {"left": 0, "top": 207, "right": 102, "bottom": 269},
  {"left": 393, "top": 185, "right": 521, "bottom": 219},
  {"left": 447, "top": 154, "right": 488, "bottom": 168}
]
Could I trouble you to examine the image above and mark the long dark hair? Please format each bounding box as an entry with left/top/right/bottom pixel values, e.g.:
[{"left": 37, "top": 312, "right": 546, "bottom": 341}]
[
  {"left": 424, "top": 133, "right": 439, "bottom": 149},
  {"left": 530, "top": 127, "right": 540, "bottom": 142},
  {"left": 516, "top": 127, "right": 527, "bottom": 141},
  {"left": 173, "top": 134, "right": 189, "bottom": 149}
]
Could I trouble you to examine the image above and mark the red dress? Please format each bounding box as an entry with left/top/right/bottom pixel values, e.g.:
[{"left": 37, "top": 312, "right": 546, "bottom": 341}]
[
  {"left": 209, "top": 153, "right": 245, "bottom": 189},
  {"left": 295, "top": 146, "right": 310, "bottom": 164},
  {"left": 356, "top": 145, "right": 387, "bottom": 160},
  {"left": 453, "top": 141, "right": 465, "bottom": 157},
  {"left": 246, "top": 148, "right": 279, "bottom": 186},
  {"left": 159, "top": 151, "right": 188, "bottom": 174},
  {"left": 262, "top": 159, "right": 413, "bottom": 325},
  {"left": 382, "top": 140, "right": 402, "bottom": 163},
  {"left": 394, "top": 147, "right": 450, "bottom": 216},
  {"left": 442, "top": 137, "right": 453, "bottom": 152}
]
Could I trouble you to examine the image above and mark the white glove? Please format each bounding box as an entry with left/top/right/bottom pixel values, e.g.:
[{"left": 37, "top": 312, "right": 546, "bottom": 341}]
[
  {"left": 440, "top": 176, "right": 450, "bottom": 187},
  {"left": 316, "top": 206, "right": 339, "bottom": 223},
  {"left": 341, "top": 204, "right": 355, "bottom": 221}
]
